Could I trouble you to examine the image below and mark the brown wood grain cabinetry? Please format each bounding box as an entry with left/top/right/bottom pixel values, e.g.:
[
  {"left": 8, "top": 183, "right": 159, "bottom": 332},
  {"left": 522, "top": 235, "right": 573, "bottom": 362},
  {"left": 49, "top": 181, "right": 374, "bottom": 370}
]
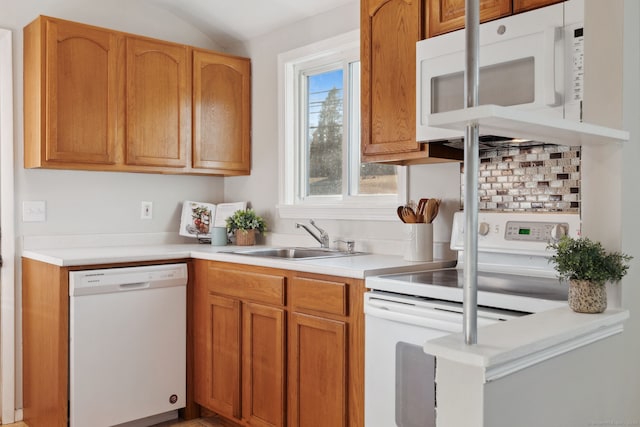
[
  {"left": 194, "top": 262, "right": 286, "bottom": 427},
  {"left": 242, "top": 302, "right": 285, "bottom": 427},
  {"left": 426, "top": 0, "right": 564, "bottom": 38},
  {"left": 193, "top": 261, "right": 365, "bottom": 427},
  {"left": 24, "top": 15, "right": 251, "bottom": 176},
  {"left": 193, "top": 50, "right": 251, "bottom": 174},
  {"left": 196, "top": 293, "right": 242, "bottom": 419},
  {"left": 288, "top": 274, "right": 365, "bottom": 427},
  {"left": 361, "top": 0, "right": 463, "bottom": 165},
  {"left": 512, "top": 0, "right": 563, "bottom": 13},
  {"left": 24, "top": 16, "right": 119, "bottom": 167},
  {"left": 125, "top": 37, "right": 190, "bottom": 168},
  {"left": 289, "top": 313, "right": 346, "bottom": 427},
  {"left": 427, "top": 0, "right": 512, "bottom": 38}
]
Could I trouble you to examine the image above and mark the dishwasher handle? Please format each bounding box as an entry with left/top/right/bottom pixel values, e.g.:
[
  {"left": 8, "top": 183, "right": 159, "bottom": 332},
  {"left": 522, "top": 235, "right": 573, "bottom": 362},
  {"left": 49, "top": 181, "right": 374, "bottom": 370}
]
[{"left": 119, "top": 282, "right": 151, "bottom": 291}]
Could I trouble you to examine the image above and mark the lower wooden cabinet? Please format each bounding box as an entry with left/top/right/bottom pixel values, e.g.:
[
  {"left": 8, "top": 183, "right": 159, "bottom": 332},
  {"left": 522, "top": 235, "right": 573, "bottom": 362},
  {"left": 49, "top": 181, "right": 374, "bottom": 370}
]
[
  {"left": 193, "top": 261, "right": 365, "bottom": 427},
  {"left": 243, "top": 303, "right": 285, "bottom": 427},
  {"left": 195, "top": 293, "right": 242, "bottom": 419},
  {"left": 289, "top": 313, "right": 347, "bottom": 427}
]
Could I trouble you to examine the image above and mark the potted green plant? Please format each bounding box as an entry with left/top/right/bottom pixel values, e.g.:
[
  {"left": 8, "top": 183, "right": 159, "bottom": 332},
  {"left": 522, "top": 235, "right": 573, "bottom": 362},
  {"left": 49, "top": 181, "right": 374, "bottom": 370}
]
[
  {"left": 548, "top": 236, "right": 632, "bottom": 313},
  {"left": 225, "top": 209, "right": 267, "bottom": 246}
]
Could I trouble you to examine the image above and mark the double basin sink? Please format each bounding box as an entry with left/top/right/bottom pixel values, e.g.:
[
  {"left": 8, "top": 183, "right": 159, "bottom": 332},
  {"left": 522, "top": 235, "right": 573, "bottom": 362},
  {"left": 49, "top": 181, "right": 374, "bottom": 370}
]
[{"left": 223, "top": 247, "right": 363, "bottom": 261}]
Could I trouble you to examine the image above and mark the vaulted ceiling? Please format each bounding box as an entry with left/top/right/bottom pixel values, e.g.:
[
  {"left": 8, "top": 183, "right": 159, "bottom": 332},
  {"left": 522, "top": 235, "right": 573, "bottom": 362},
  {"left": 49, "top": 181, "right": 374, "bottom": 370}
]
[{"left": 147, "top": 0, "right": 357, "bottom": 47}]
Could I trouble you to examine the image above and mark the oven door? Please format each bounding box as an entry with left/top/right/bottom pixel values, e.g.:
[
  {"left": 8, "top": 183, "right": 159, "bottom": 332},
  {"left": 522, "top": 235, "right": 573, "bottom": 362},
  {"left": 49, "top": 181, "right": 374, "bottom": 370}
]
[
  {"left": 364, "top": 292, "right": 506, "bottom": 427},
  {"left": 417, "top": 3, "right": 570, "bottom": 142}
]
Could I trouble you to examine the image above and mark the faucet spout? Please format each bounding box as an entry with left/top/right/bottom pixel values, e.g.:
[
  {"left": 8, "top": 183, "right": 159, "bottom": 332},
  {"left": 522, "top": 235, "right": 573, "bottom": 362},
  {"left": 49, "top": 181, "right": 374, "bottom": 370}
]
[{"left": 296, "top": 220, "right": 330, "bottom": 248}]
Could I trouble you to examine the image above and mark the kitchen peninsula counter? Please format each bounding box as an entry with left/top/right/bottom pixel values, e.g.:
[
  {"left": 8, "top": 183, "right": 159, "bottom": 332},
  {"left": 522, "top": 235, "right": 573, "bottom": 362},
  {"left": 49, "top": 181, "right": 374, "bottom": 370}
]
[{"left": 425, "top": 307, "right": 630, "bottom": 427}]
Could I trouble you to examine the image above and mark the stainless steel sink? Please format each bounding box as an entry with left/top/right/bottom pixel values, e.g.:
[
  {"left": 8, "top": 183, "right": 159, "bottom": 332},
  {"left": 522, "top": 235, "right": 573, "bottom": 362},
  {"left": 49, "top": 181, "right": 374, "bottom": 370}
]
[{"left": 223, "top": 247, "right": 363, "bottom": 260}]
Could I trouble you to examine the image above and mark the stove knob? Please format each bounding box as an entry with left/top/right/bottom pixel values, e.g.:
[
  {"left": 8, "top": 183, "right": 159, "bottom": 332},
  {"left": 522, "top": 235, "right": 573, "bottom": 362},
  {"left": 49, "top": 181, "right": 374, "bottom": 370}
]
[
  {"left": 479, "top": 222, "right": 490, "bottom": 236},
  {"left": 551, "top": 224, "right": 568, "bottom": 241}
]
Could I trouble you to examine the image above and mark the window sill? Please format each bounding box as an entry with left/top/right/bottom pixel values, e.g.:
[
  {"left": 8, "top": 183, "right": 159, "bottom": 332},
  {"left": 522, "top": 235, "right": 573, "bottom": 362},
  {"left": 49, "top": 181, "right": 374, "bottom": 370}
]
[{"left": 277, "top": 203, "right": 399, "bottom": 221}]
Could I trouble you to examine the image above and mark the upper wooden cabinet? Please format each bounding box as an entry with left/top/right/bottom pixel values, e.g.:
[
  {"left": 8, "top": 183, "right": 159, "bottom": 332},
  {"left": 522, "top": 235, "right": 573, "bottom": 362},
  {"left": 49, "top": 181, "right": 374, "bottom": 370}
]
[
  {"left": 125, "top": 37, "right": 190, "bottom": 168},
  {"left": 513, "top": 0, "right": 563, "bottom": 13},
  {"left": 427, "top": 0, "right": 512, "bottom": 38},
  {"left": 426, "top": 0, "right": 564, "bottom": 38},
  {"left": 24, "top": 16, "right": 251, "bottom": 176},
  {"left": 24, "top": 17, "right": 119, "bottom": 167},
  {"left": 361, "top": 0, "right": 463, "bottom": 165},
  {"left": 193, "top": 50, "right": 251, "bottom": 174}
]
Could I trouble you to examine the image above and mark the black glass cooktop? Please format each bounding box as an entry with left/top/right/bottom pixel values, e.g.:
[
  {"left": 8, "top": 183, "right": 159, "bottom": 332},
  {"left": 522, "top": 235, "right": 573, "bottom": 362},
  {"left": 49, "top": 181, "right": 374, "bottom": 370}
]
[{"left": 385, "top": 268, "right": 568, "bottom": 301}]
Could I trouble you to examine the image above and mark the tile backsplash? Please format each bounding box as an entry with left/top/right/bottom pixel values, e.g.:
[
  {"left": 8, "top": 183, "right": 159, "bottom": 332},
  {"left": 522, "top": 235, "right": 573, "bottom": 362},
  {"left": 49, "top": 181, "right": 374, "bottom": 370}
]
[{"left": 461, "top": 145, "right": 581, "bottom": 212}]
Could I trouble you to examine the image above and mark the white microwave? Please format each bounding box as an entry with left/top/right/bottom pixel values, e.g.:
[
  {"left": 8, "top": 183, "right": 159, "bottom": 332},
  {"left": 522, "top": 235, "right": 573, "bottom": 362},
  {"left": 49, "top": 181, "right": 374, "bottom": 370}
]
[{"left": 417, "top": 0, "right": 584, "bottom": 142}]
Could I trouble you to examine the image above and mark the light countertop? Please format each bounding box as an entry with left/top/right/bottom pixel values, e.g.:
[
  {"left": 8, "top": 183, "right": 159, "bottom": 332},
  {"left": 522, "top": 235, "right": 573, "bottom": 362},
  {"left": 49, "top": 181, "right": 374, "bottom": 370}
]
[
  {"left": 424, "top": 306, "right": 629, "bottom": 382},
  {"left": 22, "top": 243, "right": 457, "bottom": 279}
]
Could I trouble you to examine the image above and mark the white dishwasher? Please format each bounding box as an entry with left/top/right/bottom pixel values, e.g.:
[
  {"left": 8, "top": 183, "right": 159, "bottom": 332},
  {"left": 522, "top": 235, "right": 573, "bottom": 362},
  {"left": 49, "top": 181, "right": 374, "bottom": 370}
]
[{"left": 69, "top": 263, "right": 188, "bottom": 427}]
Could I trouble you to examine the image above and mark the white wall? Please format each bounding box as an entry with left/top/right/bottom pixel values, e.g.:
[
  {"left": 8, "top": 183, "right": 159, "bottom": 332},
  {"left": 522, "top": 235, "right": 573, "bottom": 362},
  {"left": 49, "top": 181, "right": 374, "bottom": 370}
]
[
  {"left": 225, "top": 1, "right": 462, "bottom": 254},
  {"left": 2, "top": 0, "right": 229, "bottom": 244},
  {"left": 620, "top": 0, "right": 640, "bottom": 421}
]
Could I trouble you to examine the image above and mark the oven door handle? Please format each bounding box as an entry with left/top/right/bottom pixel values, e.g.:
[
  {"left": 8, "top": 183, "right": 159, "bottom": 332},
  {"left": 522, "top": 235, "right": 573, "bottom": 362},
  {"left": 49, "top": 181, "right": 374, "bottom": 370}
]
[
  {"left": 365, "top": 299, "right": 463, "bottom": 332},
  {"left": 365, "top": 299, "right": 500, "bottom": 331}
]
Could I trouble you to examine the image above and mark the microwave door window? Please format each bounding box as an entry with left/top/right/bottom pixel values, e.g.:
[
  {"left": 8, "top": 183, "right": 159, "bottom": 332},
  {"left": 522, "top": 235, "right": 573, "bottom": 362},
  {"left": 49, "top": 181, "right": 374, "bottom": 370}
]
[
  {"left": 395, "top": 342, "right": 436, "bottom": 427},
  {"left": 431, "top": 57, "right": 535, "bottom": 114}
]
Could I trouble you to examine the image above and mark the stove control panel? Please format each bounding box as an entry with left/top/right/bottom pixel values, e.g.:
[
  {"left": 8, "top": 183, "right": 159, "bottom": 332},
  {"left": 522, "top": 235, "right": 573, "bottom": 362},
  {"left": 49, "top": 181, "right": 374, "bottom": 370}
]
[
  {"left": 505, "top": 221, "right": 569, "bottom": 242},
  {"left": 450, "top": 212, "right": 581, "bottom": 254}
]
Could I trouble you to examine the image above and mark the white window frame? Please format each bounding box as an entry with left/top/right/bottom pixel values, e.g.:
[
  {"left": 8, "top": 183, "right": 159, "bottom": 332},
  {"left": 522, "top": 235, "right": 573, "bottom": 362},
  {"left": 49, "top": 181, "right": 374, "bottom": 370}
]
[{"left": 277, "top": 30, "right": 407, "bottom": 221}]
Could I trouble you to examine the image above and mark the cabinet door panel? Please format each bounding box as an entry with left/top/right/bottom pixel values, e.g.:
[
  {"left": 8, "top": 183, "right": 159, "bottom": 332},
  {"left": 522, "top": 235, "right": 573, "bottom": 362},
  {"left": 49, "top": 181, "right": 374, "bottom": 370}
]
[
  {"left": 195, "top": 293, "right": 241, "bottom": 420},
  {"left": 45, "top": 19, "right": 118, "bottom": 164},
  {"left": 362, "top": 0, "right": 421, "bottom": 157},
  {"left": 427, "top": 0, "right": 512, "bottom": 38},
  {"left": 513, "top": 0, "right": 563, "bottom": 13},
  {"left": 242, "top": 303, "right": 285, "bottom": 427},
  {"left": 125, "top": 37, "right": 189, "bottom": 167},
  {"left": 289, "top": 313, "right": 347, "bottom": 427},
  {"left": 193, "top": 50, "right": 251, "bottom": 173}
]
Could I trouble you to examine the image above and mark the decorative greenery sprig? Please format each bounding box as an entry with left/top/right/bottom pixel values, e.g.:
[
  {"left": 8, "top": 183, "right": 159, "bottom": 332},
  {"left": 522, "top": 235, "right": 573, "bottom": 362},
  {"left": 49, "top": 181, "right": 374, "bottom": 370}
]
[
  {"left": 548, "top": 236, "right": 632, "bottom": 286},
  {"left": 226, "top": 209, "right": 267, "bottom": 235}
]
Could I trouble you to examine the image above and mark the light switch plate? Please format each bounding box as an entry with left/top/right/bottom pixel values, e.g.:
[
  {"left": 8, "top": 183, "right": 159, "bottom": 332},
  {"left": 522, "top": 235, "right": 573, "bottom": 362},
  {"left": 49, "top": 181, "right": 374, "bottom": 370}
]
[
  {"left": 23, "top": 201, "right": 46, "bottom": 222},
  {"left": 141, "top": 201, "right": 153, "bottom": 220}
]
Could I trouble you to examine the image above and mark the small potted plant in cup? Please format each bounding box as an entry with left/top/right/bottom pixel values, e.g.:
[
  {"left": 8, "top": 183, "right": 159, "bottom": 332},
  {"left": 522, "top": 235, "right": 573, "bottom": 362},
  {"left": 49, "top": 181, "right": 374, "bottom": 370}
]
[
  {"left": 548, "top": 236, "right": 632, "bottom": 313},
  {"left": 226, "top": 209, "right": 267, "bottom": 246}
]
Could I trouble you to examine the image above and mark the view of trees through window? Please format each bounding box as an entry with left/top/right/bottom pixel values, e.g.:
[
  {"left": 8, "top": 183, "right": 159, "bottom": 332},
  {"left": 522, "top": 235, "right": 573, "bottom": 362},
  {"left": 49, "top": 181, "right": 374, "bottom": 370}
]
[{"left": 306, "top": 67, "right": 397, "bottom": 197}]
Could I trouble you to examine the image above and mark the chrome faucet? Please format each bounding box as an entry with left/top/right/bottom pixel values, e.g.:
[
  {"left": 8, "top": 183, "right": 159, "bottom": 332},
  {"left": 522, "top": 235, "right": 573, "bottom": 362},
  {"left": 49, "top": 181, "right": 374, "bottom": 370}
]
[{"left": 295, "top": 219, "right": 330, "bottom": 248}]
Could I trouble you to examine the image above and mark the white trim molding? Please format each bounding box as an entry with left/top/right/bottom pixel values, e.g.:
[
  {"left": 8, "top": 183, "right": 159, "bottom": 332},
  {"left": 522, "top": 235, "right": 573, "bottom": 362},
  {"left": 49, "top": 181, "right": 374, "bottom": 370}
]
[
  {"left": 277, "top": 30, "right": 407, "bottom": 221},
  {"left": 0, "top": 27, "right": 16, "bottom": 424}
]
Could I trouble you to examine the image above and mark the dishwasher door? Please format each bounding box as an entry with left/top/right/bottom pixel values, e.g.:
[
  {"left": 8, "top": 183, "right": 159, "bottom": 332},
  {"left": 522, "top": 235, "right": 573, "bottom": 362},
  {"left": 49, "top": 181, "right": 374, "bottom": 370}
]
[{"left": 69, "top": 263, "right": 187, "bottom": 427}]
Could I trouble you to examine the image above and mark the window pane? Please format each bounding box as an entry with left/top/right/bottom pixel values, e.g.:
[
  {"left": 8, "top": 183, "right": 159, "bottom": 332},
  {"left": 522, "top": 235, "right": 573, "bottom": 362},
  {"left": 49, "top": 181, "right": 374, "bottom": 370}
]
[
  {"left": 306, "top": 69, "right": 343, "bottom": 196},
  {"left": 359, "top": 163, "right": 398, "bottom": 195}
]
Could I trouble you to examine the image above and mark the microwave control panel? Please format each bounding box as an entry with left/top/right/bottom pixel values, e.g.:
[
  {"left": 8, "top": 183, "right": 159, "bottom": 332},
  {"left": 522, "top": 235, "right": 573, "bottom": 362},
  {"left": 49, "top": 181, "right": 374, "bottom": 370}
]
[{"left": 571, "top": 27, "right": 585, "bottom": 104}]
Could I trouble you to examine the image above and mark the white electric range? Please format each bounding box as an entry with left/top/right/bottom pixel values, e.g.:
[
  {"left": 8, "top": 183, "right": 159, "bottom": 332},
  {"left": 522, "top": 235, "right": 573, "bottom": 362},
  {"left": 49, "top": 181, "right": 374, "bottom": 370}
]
[{"left": 364, "top": 211, "right": 581, "bottom": 427}]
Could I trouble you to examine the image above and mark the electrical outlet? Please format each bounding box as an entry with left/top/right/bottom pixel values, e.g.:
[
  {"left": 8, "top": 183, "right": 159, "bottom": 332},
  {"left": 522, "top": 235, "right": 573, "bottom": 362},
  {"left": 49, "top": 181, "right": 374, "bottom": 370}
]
[
  {"left": 141, "top": 201, "right": 153, "bottom": 220},
  {"left": 23, "top": 201, "right": 46, "bottom": 222}
]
